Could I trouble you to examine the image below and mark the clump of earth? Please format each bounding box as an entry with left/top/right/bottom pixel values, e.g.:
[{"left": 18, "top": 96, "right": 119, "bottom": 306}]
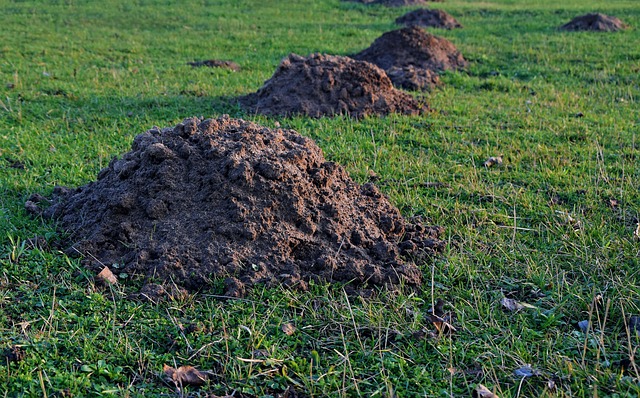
[
  {"left": 396, "top": 9, "right": 462, "bottom": 29},
  {"left": 559, "top": 13, "right": 628, "bottom": 32},
  {"left": 187, "top": 59, "right": 241, "bottom": 71},
  {"left": 239, "top": 53, "right": 426, "bottom": 118},
  {"left": 33, "top": 116, "right": 444, "bottom": 297},
  {"left": 342, "top": 0, "right": 441, "bottom": 6},
  {"left": 353, "top": 26, "right": 468, "bottom": 91}
]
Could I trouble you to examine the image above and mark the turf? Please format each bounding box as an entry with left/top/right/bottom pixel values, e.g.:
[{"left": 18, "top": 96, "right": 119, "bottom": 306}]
[{"left": 1, "top": 0, "right": 639, "bottom": 396}]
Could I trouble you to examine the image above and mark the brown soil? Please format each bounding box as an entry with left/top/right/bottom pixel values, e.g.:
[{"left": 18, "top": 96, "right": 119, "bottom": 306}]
[
  {"left": 559, "top": 13, "right": 628, "bottom": 32},
  {"left": 37, "top": 116, "right": 444, "bottom": 296},
  {"left": 396, "top": 9, "right": 462, "bottom": 29},
  {"left": 353, "top": 26, "right": 468, "bottom": 91},
  {"left": 187, "top": 59, "right": 241, "bottom": 71},
  {"left": 342, "top": 0, "right": 442, "bottom": 5},
  {"left": 239, "top": 53, "right": 426, "bottom": 118}
]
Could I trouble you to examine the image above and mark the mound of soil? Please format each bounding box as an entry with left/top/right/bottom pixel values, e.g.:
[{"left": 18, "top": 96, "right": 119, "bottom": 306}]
[
  {"left": 187, "top": 59, "right": 240, "bottom": 71},
  {"left": 396, "top": 9, "right": 462, "bottom": 29},
  {"left": 239, "top": 53, "right": 426, "bottom": 118},
  {"left": 353, "top": 26, "right": 467, "bottom": 90},
  {"left": 37, "top": 116, "right": 444, "bottom": 296},
  {"left": 559, "top": 13, "right": 628, "bottom": 32},
  {"left": 343, "top": 0, "right": 441, "bottom": 5}
]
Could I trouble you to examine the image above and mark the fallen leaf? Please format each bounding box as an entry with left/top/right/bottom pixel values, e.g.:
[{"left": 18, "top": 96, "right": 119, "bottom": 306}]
[
  {"left": 473, "top": 384, "right": 499, "bottom": 398},
  {"left": 429, "top": 299, "right": 457, "bottom": 336},
  {"left": 577, "top": 320, "right": 590, "bottom": 332},
  {"left": 163, "top": 364, "right": 213, "bottom": 387},
  {"left": 483, "top": 156, "right": 503, "bottom": 168},
  {"left": 608, "top": 198, "right": 618, "bottom": 208},
  {"left": 281, "top": 322, "right": 296, "bottom": 336},
  {"left": 514, "top": 365, "right": 541, "bottom": 378},
  {"left": 500, "top": 297, "right": 536, "bottom": 312},
  {"left": 96, "top": 266, "right": 117, "bottom": 285},
  {"left": 501, "top": 298, "right": 524, "bottom": 312}
]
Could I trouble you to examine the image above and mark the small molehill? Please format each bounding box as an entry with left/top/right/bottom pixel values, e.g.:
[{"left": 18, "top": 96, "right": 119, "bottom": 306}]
[
  {"left": 353, "top": 26, "right": 467, "bottom": 91},
  {"left": 396, "top": 9, "right": 462, "bottom": 29},
  {"left": 187, "top": 59, "right": 241, "bottom": 71},
  {"left": 34, "top": 117, "right": 444, "bottom": 296},
  {"left": 239, "top": 53, "right": 426, "bottom": 118},
  {"left": 343, "top": 0, "right": 441, "bottom": 5},
  {"left": 560, "top": 13, "right": 628, "bottom": 32}
]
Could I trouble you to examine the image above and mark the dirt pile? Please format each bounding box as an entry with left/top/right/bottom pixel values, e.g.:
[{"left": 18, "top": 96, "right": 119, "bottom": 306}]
[
  {"left": 187, "top": 59, "right": 241, "bottom": 71},
  {"left": 396, "top": 9, "right": 462, "bottom": 29},
  {"left": 343, "top": 0, "right": 441, "bottom": 5},
  {"left": 353, "top": 26, "right": 467, "bottom": 90},
  {"left": 239, "top": 53, "right": 426, "bottom": 118},
  {"left": 36, "top": 116, "right": 444, "bottom": 296},
  {"left": 559, "top": 13, "right": 628, "bottom": 32}
]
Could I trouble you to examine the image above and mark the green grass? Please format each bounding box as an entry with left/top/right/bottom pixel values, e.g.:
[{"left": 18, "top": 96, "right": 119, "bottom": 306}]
[{"left": 1, "top": 0, "right": 640, "bottom": 396}]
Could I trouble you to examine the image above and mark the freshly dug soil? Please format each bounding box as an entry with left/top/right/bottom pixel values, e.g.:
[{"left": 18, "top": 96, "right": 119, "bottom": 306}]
[
  {"left": 187, "top": 59, "right": 241, "bottom": 71},
  {"left": 343, "top": 0, "right": 441, "bottom": 5},
  {"left": 239, "top": 53, "right": 426, "bottom": 118},
  {"left": 38, "top": 116, "right": 444, "bottom": 296},
  {"left": 353, "top": 26, "right": 467, "bottom": 90},
  {"left": 396, "top": 9, "right": 462, "bottom": 29},
  {"left": 559, "top": 13, "right": 628, "bottom": 32}
]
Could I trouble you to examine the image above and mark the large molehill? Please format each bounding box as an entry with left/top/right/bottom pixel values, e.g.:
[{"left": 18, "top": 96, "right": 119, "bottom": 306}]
[{"left": 34, "top": 117, "right": 444, "bottom": 297}]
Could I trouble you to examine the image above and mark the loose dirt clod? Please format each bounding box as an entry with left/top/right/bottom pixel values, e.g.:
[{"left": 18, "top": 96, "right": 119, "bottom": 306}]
[
  {"left": 187, "top": 59, "right": 241, "bottom": 71},
  {"left": 38, "top": 117, "right": 444, "bottom": 296},
  {"left": 396, "top": 9, "right": 462, "bottom": 29},
  {"left": 353, "top": 27, "right": 468, "bottom": 90},
  {"left": 559, "top": 13, "right": 628, "bottom": 32},
  {"left": 239, "top": 53, "right": 426, "bottom": 118}
]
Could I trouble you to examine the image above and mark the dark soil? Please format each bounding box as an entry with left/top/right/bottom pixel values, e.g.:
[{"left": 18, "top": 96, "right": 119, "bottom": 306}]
[
  {"left": 559, "top": 13, "right": 628, "bottom": 32},
  {"left": 36, "top": 116, "right": 444, "bottom": 296},
  {"left": 353, "top": 26, "right": 467, "bottom": 91},
  {"left": 342, "top": 0, "right": 442, "bottom": 5},
  {"left": 396, "top": 9, "right": 462, "bottom": 29},
  {"left": 187, "top": 59, "right": 241, "bottom": 71},
  {"left": 239, "top": 53, "right": 426, "bottom": 118}
]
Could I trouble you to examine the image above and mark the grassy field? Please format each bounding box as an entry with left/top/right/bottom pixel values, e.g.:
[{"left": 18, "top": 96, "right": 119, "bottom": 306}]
[{"left": 1, "top": 0, "right": 639, "bottom": 396}]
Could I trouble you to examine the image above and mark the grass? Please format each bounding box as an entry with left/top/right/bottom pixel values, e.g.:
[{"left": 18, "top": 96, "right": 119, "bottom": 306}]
[{"left": 1, "top": 0, "right": 639, "bottom": 396}]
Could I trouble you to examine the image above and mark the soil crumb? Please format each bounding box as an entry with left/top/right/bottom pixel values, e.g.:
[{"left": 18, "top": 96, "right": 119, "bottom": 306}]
[
  {"left": 559, "top": 13, "right": 628, "bottom": 32},
  {"left": 239, "top": 53, "right": 426, "bottom": 118},
  {"left": 37, "top": 117, "right": 444, "bottom": 296},
  {"left": 396, "top": 9, "right": 462, "bottom": 29},
  {"left": 353, "top": 26, "right": 467, "bottom": 91},
  {"left": 187, "top": 59, "right": 241, "bottom": 71}
]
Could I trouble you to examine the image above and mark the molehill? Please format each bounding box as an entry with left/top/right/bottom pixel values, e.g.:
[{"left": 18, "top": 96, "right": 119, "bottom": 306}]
[
  {"left": 34, "top": 117, "right": 444, "bottom": 296},
  {"left": 560, "top": 13, "right": 628, "bottom": 32},
  {"left": 396, "top": 9, "right": 462, "bottom": 30},
  {"left": 353, "top": 26, "right": 467, "bottom": 91},
  {"left": 239, "top": 53, "right": 426, "bottom": 118}
]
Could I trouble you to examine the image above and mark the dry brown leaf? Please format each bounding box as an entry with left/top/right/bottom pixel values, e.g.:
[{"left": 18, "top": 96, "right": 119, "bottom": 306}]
[
  {"left": 163, "top": 364, "right": 212, "bottom": 387},
  {"left": 500, "top": 297, "right": 523, "bottom": 312},
  {"left": 483, "top": 156, "right": 503, "bottom": 168},
  {"left": 429, "top": 299, "right": 457, "bottom": 336},
  {"left": 281, "top": 322, "right": 296, "bottom": 336},
  {"left": 473, "top": 384, "right": 499, "bottom": 398},
  {"left": 96, "top": 266, "right": 117, "bottom": 285}
]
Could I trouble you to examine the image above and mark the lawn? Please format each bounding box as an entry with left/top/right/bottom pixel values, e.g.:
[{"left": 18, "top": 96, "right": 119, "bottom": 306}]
[{"left": 1, "top": 0, "right": 639, "bottom": 396}]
